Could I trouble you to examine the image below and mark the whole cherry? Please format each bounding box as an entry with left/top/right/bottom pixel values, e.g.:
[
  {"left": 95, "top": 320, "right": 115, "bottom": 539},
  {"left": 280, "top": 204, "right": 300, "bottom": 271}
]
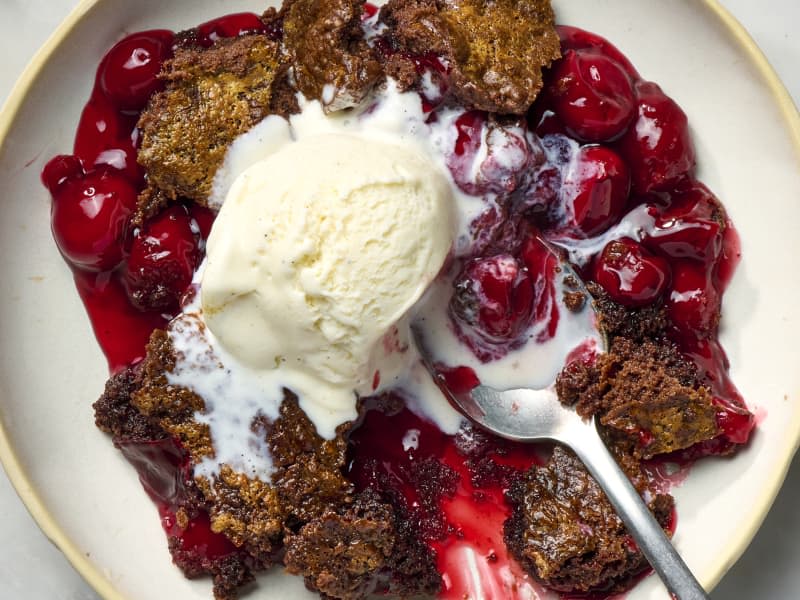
[
  {"left": 41, "top": 154, "right": 83, "bottom": 194},
  {"left": 123, "top": 205, "right": 201, "bottom": 312},
  {"left": 549, "top": 48, "right": 636, "bottom": 143},
  {"left": 450, "top": 254, "right": 534, "bottom": 344},
  {"left": 643, "top": 182, "right": 724, "bottom": 262},
  {"left": 593, "top": 238, "right": 671, "bottom": 307},
  {"left": 98, "top": 30, "right": 175, "bottom": 112},
  {"left": 563, "top": 145, "right": 630, "bottom": 236},
  {"left": 666, "top": 260, "right": 720, "bottom": 338},
  {"left": 74, "top": 93, "right": 141, "bottom": 183},
  {"left": 617, "top": 81, "right": 696, "bottom": 194},
  {"left": 556, "top": 25, "right": 640, "bottom": 80},
  {"left": 50, "top": 169, "right": 138, "bottom": 271},
  {"left": 477, "top": 119, "right": 539, "bottom": 194}
]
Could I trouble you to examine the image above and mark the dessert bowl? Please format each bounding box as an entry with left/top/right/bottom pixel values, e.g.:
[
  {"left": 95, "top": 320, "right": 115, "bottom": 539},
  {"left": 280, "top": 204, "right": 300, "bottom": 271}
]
[{"left": 0, "top": 0, "right": 799, "bottom": 599}]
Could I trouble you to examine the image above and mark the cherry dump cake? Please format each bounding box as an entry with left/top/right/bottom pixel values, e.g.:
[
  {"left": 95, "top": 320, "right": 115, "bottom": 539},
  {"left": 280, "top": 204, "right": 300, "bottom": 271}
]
[{"left": 42, "top": 1, "right": 755, "bottom": 599}]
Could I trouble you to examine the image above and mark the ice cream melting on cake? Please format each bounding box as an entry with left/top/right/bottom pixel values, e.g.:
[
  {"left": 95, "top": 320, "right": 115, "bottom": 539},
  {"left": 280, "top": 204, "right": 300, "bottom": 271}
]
[
  {"left": 203, "top": 133, "right": 454, "bottom": 433},
  {"left": 165, "top": 80, "right": 601, "bottom": 482}
]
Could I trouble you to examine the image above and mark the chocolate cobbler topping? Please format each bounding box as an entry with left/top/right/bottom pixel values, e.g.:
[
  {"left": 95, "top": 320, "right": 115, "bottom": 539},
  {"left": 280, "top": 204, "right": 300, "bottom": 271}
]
[{"left": 41, "top": 0, "right": 756, "bottom": 598}]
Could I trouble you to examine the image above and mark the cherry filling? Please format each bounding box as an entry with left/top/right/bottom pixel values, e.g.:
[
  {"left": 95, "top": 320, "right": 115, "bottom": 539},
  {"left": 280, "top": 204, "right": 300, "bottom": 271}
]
[
  {"left": 446, "top": 27, "right": 752, "bottom": 453},
  {"left": 123, "top": 204, "right": 202, "bottom": 312},
  {"left": 450, "top": 254, "right": 536, "bottom": 348},
  {"left": 348, "top": 404, "right": 548, "bottom": 600},
  {"left": 117, "top": 437, "right": 241, "bottom": 561},
  {"left": 42, "top": 13, "right": 268, "bottom": 370},
  {"left": 42, "top": 11, "right": 271, "bottom": 569},
  {"left": 593, "top": 237, "right": 671, "bottom": 308},
  {"left": 43, "top": 12, "right": 753, "bottom": 598},
  {"left": 616, "top": 80, "right": 696, "bottom": 195},
  {"left": 549, "top": 48, "right": 636, "bottom": 143},
  {"left": 98, "top": 30, "right": 175, "bottom": 112},
  {"left": 50, "top": 169, "right": 139, "bottom": 272},
  {"left": 564, "top": 145, "right": 630, "bottom": 236}
]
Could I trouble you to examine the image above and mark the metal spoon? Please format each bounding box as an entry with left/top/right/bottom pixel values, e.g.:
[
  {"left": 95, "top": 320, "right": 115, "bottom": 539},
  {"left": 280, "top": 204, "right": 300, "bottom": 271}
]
[{"left": 413, "top": 255, "right": 709, "bottom": 600}]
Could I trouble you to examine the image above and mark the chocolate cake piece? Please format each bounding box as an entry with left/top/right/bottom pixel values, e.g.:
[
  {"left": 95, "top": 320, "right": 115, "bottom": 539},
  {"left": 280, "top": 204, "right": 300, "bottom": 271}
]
[
  {"left": 136, "top": 34, "right": 282, "bottom": 217},
  {"left": 93, "top": 365, "right": 263, "bottom": 599},
  {"left": 132, "top": 329, "right": 215, "bottom": 462},
  {"left": 557, "top": 335, "right": 720, "bottom": 459},
  {"left": 130, "top": 327, "right": 358, "bottom": 562},
  {"left": 556, "top": 282, "right": 721, "bottom": 459},
  {"left": 383, "top": 501, "right": 444, "bottom": 598},
  {"left": 94, "top": 367, "right": 166, "bottom": 444},
  {"left": 588, "top": 283, "right": 669, "bottom": 342},
  {"left": 169, "top": 543, "right": 255, "bottom": 600},
  {"left": 196, "top": 465, "right": 285, "bottom": 561},
  {"left": 504, "top": 446, "right": 673, "bottom": 593},
  {"left": 597, "top": 337, "right": 720, "bottom": 459},
  {"left": 281, "top": 0, "right": 383, "bottom": 111},
  {"left": 379, "top": 0, "right": 561, "bottom": 114},
  {"left": 111, "top": 327, "right": 441, "bottom": 599},
  {"left": 268, "top": 394, "right": 354, "bottom": 526},
  {"left": 285, "top": 489, "right": 442, "bottom": 599},
  {"left": 285, "top": 490, "right": 395, "bottom": 599},
  {"left": 205, "top": 555, "right": 255, "bottom": 600}
]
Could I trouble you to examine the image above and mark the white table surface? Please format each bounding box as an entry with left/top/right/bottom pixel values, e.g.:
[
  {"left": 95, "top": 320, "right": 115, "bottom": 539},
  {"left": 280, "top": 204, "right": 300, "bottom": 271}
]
[{"left": 1, "top": 1, "right": 798, "bottom": 599}]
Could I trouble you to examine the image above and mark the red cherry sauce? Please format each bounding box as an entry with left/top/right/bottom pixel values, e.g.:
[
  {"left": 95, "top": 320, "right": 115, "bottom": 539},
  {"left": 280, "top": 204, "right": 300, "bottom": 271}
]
[
  {"left": 42, "top": 12, "right": 272, "bottom": 573},
  {"left": 117, "top": 437, "right": 238, "bottom": 561},
  {"left": 539, "top": 28, "right": 752, "bottom": 455},
  {"left": 44, "top": 30, "right": 177, "bottom": 372},
  {"left": 348, "top": 404, "right": 551, "bottom": 599},
  {"left": 43, "top": 12, "right": 754, "bottom": 599}
]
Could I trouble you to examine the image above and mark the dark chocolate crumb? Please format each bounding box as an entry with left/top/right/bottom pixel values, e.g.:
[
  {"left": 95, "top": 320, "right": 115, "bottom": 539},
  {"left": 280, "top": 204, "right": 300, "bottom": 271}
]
[
  {"left": 563, "top": 290, "right": 586, "bottom": 312},
  {"left": 504, "top": 446, "right": 673, "bottom": 593}
]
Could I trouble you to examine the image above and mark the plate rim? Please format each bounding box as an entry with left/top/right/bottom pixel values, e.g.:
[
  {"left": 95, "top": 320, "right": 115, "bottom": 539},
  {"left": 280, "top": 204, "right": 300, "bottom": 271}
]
[{"left": 0, "top": 1, "right": 799, "bottom": 598}]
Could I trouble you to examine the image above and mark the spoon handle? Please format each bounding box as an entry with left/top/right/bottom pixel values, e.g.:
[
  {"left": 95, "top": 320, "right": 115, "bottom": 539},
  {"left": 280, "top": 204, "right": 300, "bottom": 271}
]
[{"left": 567, "top": 423, "right": 709, "bottom": 600}]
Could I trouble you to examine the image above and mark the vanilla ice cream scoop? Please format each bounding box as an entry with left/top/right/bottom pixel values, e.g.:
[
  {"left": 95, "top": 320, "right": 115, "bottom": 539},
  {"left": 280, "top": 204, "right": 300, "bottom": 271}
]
[{"left": 201, "top": 133, "right": 455, "bottom": 433}]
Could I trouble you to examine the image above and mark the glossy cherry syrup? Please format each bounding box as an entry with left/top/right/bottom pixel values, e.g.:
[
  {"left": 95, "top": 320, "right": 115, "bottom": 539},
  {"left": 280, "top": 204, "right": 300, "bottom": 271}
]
[
  {"left": 42, "top": 11, "right": 270, "bottom": 572},
  {"left": 348, "top": 405, "right": 550, "bottom": 599},
  {"left": 43, "top": 11, "right": 753, "bottom": 599},
  {"left": 117, "top": 437, "right": 240, "bottom": 561},
  {"left": 539, "top": 28, "right": 751, "bottom": 453}
]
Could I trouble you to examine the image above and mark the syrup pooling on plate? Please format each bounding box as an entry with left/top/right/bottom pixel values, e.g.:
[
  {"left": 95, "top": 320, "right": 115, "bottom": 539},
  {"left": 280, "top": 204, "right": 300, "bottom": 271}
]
[{"left": 43, "top": 7, "right": 754, "bottom": 599}]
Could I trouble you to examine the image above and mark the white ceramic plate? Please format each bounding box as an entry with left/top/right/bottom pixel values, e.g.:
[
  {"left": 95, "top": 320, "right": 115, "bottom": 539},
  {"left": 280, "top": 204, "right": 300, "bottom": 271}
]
[{"left": 1, "top": 1, "right": 799, "bottom": 599}]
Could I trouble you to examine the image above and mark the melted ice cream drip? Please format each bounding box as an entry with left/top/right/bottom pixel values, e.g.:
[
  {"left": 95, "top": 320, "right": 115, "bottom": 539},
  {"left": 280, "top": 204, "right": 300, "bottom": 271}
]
[{"left": 169, "top": 82, "right": 606, "bottom": 483}]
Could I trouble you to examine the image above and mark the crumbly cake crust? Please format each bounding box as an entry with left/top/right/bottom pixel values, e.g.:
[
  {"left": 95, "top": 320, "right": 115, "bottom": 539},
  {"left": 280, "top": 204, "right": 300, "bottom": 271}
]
[
  {"left": 379, "top": 0, "right": 561, "bottom": 113},
  {"left": 92, "top": 2, "right": 734, "bottom": 599},
  {"left": 135, "top": 0, "right": 561, "bottom": 218},
  {"left": 282, "top": 0, "right": 383, "bottom": 111},
  {"left": 136, "top": 35, "right": 282, "bottom": 221},
  {"left": 95, "top": 330, "right": 442, "bottom": 599},
  {"left": 504, "top": 446, "right": 674, "bottom": 593}
]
